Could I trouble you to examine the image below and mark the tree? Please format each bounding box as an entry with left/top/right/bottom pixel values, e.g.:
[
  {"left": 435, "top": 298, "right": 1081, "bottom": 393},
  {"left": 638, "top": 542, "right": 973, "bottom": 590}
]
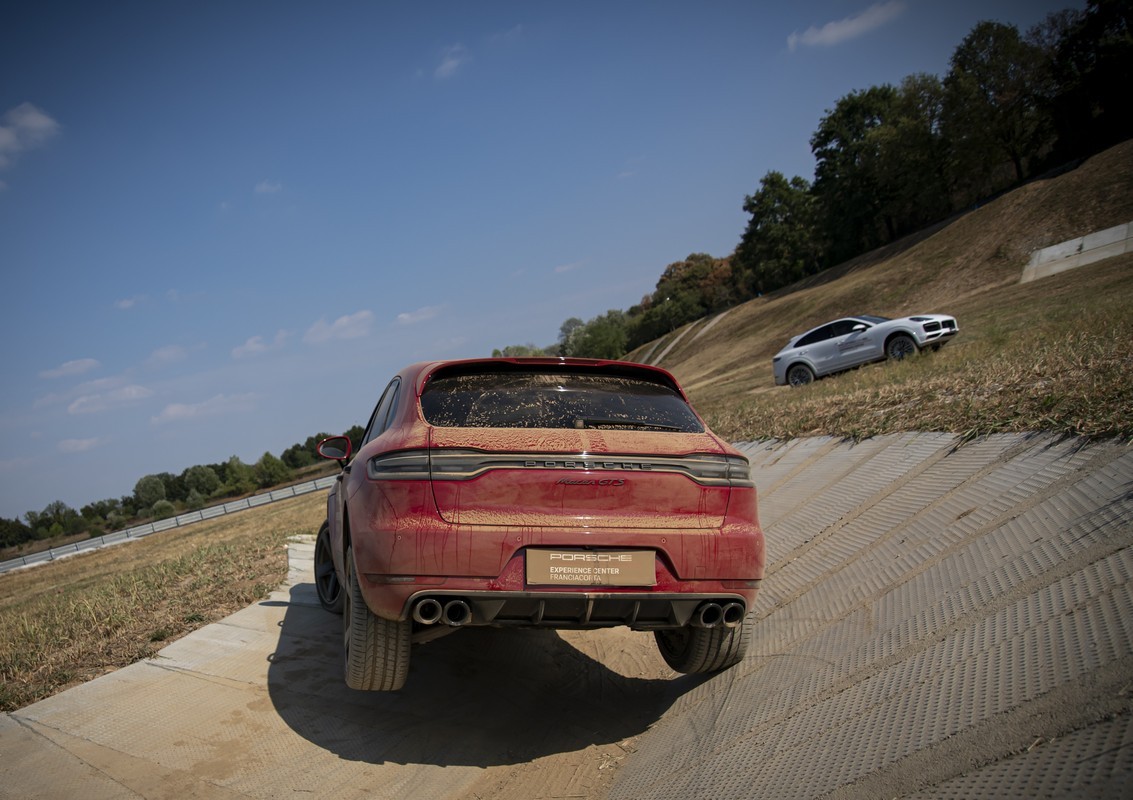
[
  {"left": 0, "top": 516, "right": 33, "bottom": 548},
  {"left": 557, "top": 317, "right": 585, "bottom": 356},
  {"left": 570, "top": 310, "right": 629, "bottom": 360},
  {"left": 151, "top": 499, "right": 176, "bottom": 520},
  {"left": 24, "top": 501, "right": 84, "bottom": 539},
  {"left": 490, "top": 344, "right": 550, "bottom": 357},
  {"left": 1044, "top": 0, "right": 1133, "bottom": 162},
  {"left": 281, "top": 443, "right": 314, "bottom": 469},
  {"left": 810, "top": 85, "right": 900, "bottom": 264},
  {"left": 254, "top": 452, "right": 292, "bottom": 489},
  {"left": 869, "top": 74, "right": 954, "bottom": 236},
  {"left": 651, "top": 253, "right": 733, "bottom": 313},
  {"left": 221, "top": 456, "right": 256, "bottom": 496},
  {"left": 81, "top": 498, "right": 121, "bottom": 523},
  {"left": 345, "top": 425, "right": 365, "bottom": 456},
  {"left": 733, "top": 172, "right": 820, "bottom": 296},
  {"left": 943, "top": 20, "right": 1051, "bottom": 193},
  {"left": 183, "top": 465, "right": 220, "bottom": 497},
  {"left": 155, "top": 471, "right": 188, "bottom": 503},
  {"left": 134, "top": 475, "right": 166, "bottom": 509}
]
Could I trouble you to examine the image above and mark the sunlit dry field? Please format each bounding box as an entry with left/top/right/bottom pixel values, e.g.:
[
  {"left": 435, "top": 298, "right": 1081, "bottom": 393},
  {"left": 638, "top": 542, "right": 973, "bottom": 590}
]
[{"left": 0, "top": 491, "right": 324, "bottom": 711}]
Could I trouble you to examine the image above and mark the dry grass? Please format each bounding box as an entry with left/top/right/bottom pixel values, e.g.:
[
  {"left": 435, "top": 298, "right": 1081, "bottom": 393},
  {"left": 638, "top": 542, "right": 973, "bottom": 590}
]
[
  {"left": 704, "top": 256, "right": 1133, "bottom": 443},
  {"left": 0, "top": 491, "right": 324, "bottom": 712}
]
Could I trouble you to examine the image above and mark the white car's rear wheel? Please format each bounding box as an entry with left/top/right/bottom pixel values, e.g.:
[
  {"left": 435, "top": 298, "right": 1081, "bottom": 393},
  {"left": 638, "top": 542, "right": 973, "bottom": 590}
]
[{"left": 787, "top": 364, "right": 815, "bottom": 386}]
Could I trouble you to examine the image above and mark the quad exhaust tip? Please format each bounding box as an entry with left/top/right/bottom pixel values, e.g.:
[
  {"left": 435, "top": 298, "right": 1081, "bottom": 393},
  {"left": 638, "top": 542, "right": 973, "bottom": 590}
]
[
  {"left": 412, "top": 598, "right": 444, "bottom": 625},
  {"left": 442, "top": 599, "right": 471, "bottom": 626},
  {"left": 413, "top": 597, "right": 472, "bottom": 627},
  {"left": 691, "top": 601, "right": 746, "bottom": 629}
]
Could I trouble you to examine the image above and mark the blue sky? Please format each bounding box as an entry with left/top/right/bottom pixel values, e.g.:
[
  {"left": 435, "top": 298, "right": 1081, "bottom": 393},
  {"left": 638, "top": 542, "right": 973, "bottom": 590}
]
[{"left": 0, "top": 0, "right": 1076, "bottom": 520}]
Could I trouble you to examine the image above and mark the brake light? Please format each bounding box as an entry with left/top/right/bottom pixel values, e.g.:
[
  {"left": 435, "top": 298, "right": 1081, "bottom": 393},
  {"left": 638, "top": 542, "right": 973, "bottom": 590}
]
[{"left": 367, "top": 451, "right": 430, "bottom": 480}]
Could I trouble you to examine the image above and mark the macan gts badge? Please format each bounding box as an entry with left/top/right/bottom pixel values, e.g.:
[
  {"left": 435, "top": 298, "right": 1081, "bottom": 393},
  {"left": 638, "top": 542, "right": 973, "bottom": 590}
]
[{"left": 312, "top": 357, "right": 765, "bottom": 691}]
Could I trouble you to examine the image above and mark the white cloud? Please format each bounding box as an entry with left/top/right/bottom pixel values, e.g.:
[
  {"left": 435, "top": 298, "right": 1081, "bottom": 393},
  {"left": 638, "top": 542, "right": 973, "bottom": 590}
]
[
  {"left": 146, "top": 345, "right": 188, "bottom": 368},
  {"left": 68, "top": 384, "right": 153, "bottom": 415},
  {"left": 151, "top": 393, "right": 256, "bottom": 424},
  {"left": 232, "top": 330, "right": 288, "bottom": 359},
  {"left": 435, "top": 44, "right": 469, "bottom": 79},
  {"left": 255, "top": 180, "right": 282, "bottom": 194},
  {"left": 40, "top": 358, "right": 100, "bottom": 379},
  {"left": 490, "top": 24, "right": 524, "bottom": 45},
  {"left": 115, "top": 295, "right": 146, "bottom": 310},
  {"left": 0, "top": 102, "right": 60, "bottom": 172},
  {"left": 58, "top": 437, "right": 105, "bottom": 454},
  {"left": 554, "top": 260, "right": 587, "bottom": 274},
  {"left": 396, "top": 305, "right": 444, "bottom": 325},
  {"left": 303, "top": 310, "right": 373, "bottom": 344},
  {"left": 788, "top": 1, "right": 905, "bottom": 52}
]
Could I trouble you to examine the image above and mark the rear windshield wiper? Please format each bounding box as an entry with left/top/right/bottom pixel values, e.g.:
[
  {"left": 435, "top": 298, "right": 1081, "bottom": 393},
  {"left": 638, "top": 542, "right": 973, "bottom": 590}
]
[{"left": 573, "top": 418, "right": 683, "bottom": 432}]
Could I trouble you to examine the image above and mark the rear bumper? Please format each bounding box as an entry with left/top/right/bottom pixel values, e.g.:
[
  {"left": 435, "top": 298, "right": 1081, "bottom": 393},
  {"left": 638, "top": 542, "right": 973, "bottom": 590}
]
[
  {"left": 356, "top": 551, "right": 761, "bottom": 630},
  {"left": 399, "top": 588, "right": 759, "bottom": 630},
  {"left": 346, "top": 481, "right": 764, "bottom": 627}
]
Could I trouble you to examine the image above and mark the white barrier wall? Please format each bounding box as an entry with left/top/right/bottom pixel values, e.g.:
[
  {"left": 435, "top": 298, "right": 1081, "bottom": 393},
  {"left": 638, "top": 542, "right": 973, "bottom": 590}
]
[{"left": 1021, "top": 220, "right": 1132, "bottom": 283}]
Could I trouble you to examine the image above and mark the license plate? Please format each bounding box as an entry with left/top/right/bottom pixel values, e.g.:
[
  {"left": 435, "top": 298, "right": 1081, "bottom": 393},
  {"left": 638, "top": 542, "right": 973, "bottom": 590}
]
[{"left": 526, "top": 549, "right": 656, "bottom": 587}]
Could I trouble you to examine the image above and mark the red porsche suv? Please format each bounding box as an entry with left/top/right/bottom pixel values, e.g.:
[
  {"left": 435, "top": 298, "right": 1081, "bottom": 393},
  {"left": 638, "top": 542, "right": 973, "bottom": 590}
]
[{"left": 314, "top": 357, "right": 764, "bottom": 690}]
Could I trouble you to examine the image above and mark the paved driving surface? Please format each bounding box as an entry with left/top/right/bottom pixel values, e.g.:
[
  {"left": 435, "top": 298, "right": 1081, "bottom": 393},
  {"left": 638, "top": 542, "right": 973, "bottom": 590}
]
[{"left": 2, "top": 432, "right": 1131, "bottom": 798}]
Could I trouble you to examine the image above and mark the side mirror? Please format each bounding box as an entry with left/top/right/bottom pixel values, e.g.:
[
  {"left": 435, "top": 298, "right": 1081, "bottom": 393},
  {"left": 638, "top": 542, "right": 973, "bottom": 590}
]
[
  {"left": 317, "top": 436, "right": 353, "bottom": 467},
  {"left": 852, "top": 324, "right": 867, "bottom": 332}
]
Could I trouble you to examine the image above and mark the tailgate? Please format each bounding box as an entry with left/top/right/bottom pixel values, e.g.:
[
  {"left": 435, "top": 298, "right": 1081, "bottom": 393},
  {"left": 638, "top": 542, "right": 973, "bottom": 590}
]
[{"left": 428, "top": 428, "right": 731, "bottom": 529}]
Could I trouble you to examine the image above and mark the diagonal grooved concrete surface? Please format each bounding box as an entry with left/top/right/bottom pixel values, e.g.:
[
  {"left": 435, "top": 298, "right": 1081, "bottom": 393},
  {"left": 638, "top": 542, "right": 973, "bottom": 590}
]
[{"left": 2, "top": 432, "right": 1130, "bottom": 799}]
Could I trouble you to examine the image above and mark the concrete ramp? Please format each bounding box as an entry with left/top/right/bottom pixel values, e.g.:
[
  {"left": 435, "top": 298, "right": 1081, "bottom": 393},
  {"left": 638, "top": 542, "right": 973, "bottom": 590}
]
[
  {"left": 611, "top": 433, "right": 1133, "bottom": 798},
  {"left": 2, "top": 433, "right": 1130, "bottom": 799}
]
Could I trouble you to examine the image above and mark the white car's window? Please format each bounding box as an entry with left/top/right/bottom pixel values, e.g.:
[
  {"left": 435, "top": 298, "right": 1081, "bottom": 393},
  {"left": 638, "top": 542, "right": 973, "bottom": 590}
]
[{"left": 796, "top": 324, "right": 833, "bottom": 347}]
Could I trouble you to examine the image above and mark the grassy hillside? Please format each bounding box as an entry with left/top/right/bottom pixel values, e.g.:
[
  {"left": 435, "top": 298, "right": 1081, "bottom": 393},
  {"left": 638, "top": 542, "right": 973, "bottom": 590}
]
[{"left": 626, "top": 140, "right": 1133, "bottom": 441}]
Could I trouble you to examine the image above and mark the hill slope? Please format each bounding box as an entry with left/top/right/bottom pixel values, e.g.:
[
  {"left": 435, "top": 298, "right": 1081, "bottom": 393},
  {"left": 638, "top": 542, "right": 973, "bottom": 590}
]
[{"left": 626, "top": 140, "right": 1133, "bottom": 437}]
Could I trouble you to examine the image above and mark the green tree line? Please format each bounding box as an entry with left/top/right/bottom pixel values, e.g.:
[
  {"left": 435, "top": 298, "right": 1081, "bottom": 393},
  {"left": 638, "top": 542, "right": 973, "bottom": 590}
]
[
  {"left": 0, "top": 424, "right": 366, "bottom": 551},
  {"left": 495, "top": 2, "right": 1131, "bottom": 359}
]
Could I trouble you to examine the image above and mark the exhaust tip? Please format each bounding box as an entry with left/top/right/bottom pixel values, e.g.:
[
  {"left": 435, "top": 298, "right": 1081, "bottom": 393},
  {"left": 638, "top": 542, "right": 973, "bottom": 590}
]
[
  {"left": 693, "top": 602, "right": 723, "bottom": 628},
  {"left": 721, "top": 602, "right": 746, "bottom": 628},
  {"left": 442, "top": 599, "right": 472, "bottom": 627},
  {"left": 412, "top": 598, "right": 443, "bottom": 625}
]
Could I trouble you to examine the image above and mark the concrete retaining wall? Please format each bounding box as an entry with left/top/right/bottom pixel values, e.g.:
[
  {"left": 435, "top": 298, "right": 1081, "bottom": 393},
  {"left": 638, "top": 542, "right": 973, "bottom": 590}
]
[{"left": 1021, "top": 220, "right": 1132, "bottom": 283}]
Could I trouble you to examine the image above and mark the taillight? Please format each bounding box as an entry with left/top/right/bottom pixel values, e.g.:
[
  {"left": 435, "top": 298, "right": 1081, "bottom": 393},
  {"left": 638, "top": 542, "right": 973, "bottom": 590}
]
[
  {"left": 367, "top": 450, "right": 430, "bottom": 480},
  {"left": 683, "top": 454, "right": 754, "bottom": 488},
  {"left": 369, "top": 448, "right": 754, "bottom": 487}
]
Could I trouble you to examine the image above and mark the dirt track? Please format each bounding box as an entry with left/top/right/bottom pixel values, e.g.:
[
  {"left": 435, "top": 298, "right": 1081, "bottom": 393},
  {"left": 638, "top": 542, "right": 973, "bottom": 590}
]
[{"left": 2, "top": 432, "right": 1131, "bottom": 798}]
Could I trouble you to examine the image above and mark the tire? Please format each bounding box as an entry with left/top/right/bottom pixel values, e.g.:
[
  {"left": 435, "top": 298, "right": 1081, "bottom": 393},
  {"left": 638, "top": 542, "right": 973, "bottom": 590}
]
[
  {"left": 314, "top": 521, "right": 343, "bottom": 614},
  {"left": 786, "top": 363, "right": 815, "bottom": 387},
  {"left": 343, "top": 547, "right": 411, "bottom": 691},
  {"left": 654, "top": 613, "right": 753, "bottom": 674},
  {"left": 886, "top": 334, "right": 918, "bottom": 361}
]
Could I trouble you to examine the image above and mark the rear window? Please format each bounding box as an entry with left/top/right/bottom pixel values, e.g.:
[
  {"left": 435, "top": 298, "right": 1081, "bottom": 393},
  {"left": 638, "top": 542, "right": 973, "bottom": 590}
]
[{"left": 420, "top": 371, "right": 704, "bottom": 432}]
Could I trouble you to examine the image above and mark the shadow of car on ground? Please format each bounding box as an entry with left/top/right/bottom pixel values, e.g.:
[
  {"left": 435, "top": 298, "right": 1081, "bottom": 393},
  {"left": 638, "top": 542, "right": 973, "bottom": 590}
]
[{"left": 265, "top": 585, "right": 709, "bottom": 767}]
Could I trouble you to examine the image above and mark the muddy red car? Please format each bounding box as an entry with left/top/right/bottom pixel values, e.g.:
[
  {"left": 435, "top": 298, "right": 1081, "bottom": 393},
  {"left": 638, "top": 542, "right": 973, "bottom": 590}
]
[{"left": 314, "top": 357, "right": 764, "bottom": 690}]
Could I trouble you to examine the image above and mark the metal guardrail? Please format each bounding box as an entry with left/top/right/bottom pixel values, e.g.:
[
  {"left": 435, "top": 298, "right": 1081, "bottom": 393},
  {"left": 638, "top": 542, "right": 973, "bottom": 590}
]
[{"left": 0, "top": 475, "right": 337, "bottom": 575}]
